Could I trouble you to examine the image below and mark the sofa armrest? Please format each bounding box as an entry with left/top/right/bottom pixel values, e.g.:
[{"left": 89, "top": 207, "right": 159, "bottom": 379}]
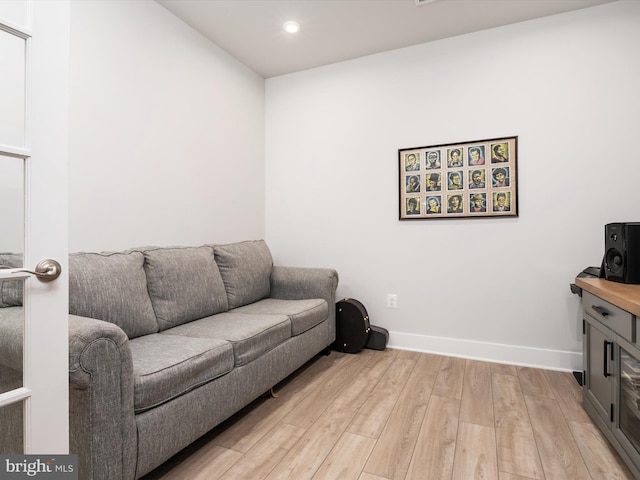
[
  {"left": 270, "top": 266, "right": 338, "bottom": 301},
  {"left": 270, "top": 266, "right": 339, "bottom": 344},
  {"left": 68, "top": 314, "right": 137, "bottom": 480}
]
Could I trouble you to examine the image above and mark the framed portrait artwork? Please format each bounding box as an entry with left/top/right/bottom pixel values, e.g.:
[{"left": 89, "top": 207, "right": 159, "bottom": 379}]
[{"left": 399, "top": 136, "right": 518, "bottom": 220}]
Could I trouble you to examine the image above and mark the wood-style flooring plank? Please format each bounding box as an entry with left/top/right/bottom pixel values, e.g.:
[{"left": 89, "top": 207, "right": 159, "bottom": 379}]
[
  {"left": 544, "top": 370, "right": 591, "bottom": 423},
  {"left": 492, "top": 371, "right": 559, "bottom": 479},
  {"left": 394, "top": 349, "right": 422, "bottom": 361},
  {"left": 524, "top": 395, "right": 591, "bottom": 479},
  {"left": 311, "top": 432, "right": 376, "bottom": 480},
  {"left": 568, "top": 420, "right": 634, "bottom": 480},
  {"left": 363, "top": 369, "right": 435, "bottom": 480},
  {"left": 498, "top": 473, "right": 538, "bottom": 480},
  {"left": 147, "top": 444, "right": 242, "bottom": 480},
  {"left": 214, "top": 351, "right": 349, "bottom": 452},
  {"left": 432, "top": 355, "right": 466, "bottom": 399},
  {"left": 412, "top": 351, "right": 443, "bottom": 376},
  {"left": 452, "top": 421, "right": 499, "bottom": 480},
  {"left": 218, "top": 423, "right": 306, "bottom": 480},
  {"left": 517, "top": 367, "right": 554, "bottom": 398},
  {"left": 347, "top": 357, "right": 416, "bottom": 438},
  {"left": 460, "top": 359, "right": 494, "bottom": 427},
  {"left": 358, "top": 473, "right": 390, "bottom": 480},
  {"left": 491, "top": 362, "right": 518, "bottom": 376},
  {"left": 281, "top": 351, "right": 367, "bottom": 429},
  {"left": 404, "top": 395, "right": 460, "bottom": 480},
  {"left": 264, "top": 349, "right": 394, "bottom": 480},
  {"left": 492, "top": 373, "right": 529, "bottom": 428},
  {"left": 495, "top": 420, "right": 544, "bottom": 479}
]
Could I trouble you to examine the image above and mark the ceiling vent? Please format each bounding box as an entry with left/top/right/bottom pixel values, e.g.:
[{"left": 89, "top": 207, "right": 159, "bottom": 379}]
[{"left": 415, "top": 0, "right": 439, "bottom": 5}]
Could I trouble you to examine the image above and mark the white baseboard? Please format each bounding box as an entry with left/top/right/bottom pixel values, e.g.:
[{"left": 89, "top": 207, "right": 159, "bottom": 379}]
[{"left": 388, "top": 331, "right": 582, "bottom": 372}]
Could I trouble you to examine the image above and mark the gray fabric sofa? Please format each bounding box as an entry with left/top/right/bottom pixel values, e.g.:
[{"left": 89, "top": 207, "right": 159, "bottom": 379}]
[{"left": 0, "top": 240, "right": 338, "bottom": 480}]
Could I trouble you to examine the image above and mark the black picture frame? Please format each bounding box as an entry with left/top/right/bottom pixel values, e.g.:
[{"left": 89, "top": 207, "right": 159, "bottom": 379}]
[{"left": 399, "top": 136, "right": 518, "bottom": 220}]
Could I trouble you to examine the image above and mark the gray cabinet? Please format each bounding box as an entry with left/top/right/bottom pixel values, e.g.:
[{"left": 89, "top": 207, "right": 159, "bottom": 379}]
[{"left": 581, "top": 289, "right": 640, "bottom": 479}]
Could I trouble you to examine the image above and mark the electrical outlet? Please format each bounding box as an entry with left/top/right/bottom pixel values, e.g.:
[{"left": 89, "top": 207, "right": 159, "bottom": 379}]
[{"left": 387, "top": 294, "right": 397, "bottom": 308}]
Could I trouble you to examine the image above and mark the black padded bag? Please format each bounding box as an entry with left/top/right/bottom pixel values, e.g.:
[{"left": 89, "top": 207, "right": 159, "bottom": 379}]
[
  {"left": 365, "top": 325, "right": 389, "bottom": 351},
  {"left": 333, "top": 298, "right": 370, "bottom": 353}
]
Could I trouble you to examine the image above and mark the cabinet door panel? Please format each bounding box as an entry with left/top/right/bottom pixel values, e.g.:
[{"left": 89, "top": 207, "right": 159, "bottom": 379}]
[{"left": 585, "top": 315, "right": 613, "bottom": 423}]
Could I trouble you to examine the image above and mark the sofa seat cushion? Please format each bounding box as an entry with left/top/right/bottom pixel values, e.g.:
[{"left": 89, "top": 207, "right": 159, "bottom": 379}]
[
  {"left": 213, "top": 240, "right": 273, "bottom": 309},
  {"left": 142, "top": 246, "right": 229, "bottom": 330},
  {"left": 161, "top": 312, "right": 291, "bottom": 367},
  {"left": 69, "top": 251, "right": 158, "bottom": 339},
  {"left": 233, "top": 298, "right": 328, "bottom": 336},
  {"left": 129, "top": 334, "right": 233, "bottom": 413}
]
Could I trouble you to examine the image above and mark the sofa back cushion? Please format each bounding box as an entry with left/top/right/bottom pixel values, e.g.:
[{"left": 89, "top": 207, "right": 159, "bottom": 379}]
[
  {"left": 213, "top": 240, "right": 273, "bottom": 309},
  {"left": 0, "top": 253, "right": 23, "bottom": 307},
  {"left": 142, "top": 246, "right": 229, "bottom": 330},
  {"left": 69, "top": 251, "right": 158, "bottom": 339}
]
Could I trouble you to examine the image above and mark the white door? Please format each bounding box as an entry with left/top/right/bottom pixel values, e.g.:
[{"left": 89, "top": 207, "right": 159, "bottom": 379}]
[{"left": 0, "top": 0, "right": 69, "bottom": 453}]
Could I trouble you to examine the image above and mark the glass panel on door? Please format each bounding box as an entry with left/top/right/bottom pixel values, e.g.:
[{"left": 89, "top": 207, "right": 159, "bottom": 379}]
[
  {"left": 619, "top": 347, "right": 640, "bottom": 452},
  {"left": 0, "top": 152, "right": 25, "bottom": 398},
  {"left": 0, "top": 400, "right": 24, "bottom": 454},
  {"left": 0, "top": 155, "right": 25, "bottom": 456},
  {"left": 0, "top": 154, "right": 24, "bottom": 257},
  {"left": 0, "top": 26, "right": 26, "bottom": 148},
  {"left": 0, "top": 285, "right": 24, "bottom": 390}
]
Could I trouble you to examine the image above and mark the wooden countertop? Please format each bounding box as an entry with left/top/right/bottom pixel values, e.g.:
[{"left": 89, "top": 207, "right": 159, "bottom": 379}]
[{"left": 575, "top": 277, "right": 640, "bottom": 317}]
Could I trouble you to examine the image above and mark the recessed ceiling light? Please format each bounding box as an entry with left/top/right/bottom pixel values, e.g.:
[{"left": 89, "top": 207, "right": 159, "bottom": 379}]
[{"left": 283, "top": 21, "right": 300, "bottom": 34}]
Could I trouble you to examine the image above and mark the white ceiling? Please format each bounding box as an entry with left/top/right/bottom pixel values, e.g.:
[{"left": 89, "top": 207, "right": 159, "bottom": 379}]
[{"left": 157, "top": 0, "right": 615, "bottom": 78}]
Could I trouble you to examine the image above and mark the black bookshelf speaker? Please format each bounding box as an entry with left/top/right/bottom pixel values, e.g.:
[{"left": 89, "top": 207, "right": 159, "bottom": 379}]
[{"left": 604, "top": 223, "right": 640, "bottom": 284}]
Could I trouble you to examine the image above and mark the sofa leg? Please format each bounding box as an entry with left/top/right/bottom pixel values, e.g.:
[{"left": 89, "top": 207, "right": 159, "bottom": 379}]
[
  {"left": 270, "top": 387, "right": 279, "bottom": 398},
  {"left": 323, "top": 346, "right": 332, "bottom": 356}
]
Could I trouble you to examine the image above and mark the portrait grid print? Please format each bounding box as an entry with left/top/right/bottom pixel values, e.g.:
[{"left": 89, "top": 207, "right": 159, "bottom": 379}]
[{"left": 399, "top": 136, "right": 517, "bottom": 220}]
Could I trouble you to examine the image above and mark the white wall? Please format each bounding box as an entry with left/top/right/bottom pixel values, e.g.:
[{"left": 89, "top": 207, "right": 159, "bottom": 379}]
[
  {"left": 69, "top": 0, "right": 265, "bottom": 252},
  {"left": 265, "top": 1, "right": 640, "bottom": 370}
]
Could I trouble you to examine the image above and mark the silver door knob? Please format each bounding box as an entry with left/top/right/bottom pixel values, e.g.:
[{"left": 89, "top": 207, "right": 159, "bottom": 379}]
[{"left": 10, "top": 259, "right": 62, "bottom": 282}]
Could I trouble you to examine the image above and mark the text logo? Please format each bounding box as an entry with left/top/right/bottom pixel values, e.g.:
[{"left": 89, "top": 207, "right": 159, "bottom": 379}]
[{"left": 0, "top": 455, "right": 77, "bottom": 480}]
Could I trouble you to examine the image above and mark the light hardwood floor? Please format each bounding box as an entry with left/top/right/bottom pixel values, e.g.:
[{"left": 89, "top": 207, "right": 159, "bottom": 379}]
[{"left": 142, "top": 348, "right": 635, "bottom": 480}]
